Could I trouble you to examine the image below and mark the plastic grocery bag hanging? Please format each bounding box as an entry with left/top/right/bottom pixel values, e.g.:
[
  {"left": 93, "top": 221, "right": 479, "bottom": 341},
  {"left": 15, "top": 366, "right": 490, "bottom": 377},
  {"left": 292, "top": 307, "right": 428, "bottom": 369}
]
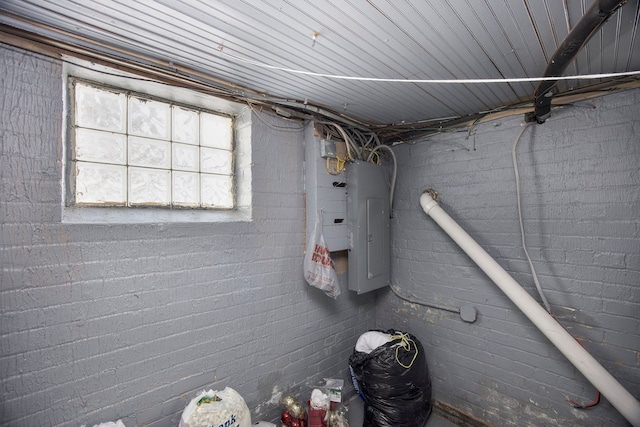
[{"left": 304, "top": 209, "right": 341, "bottom": 299}]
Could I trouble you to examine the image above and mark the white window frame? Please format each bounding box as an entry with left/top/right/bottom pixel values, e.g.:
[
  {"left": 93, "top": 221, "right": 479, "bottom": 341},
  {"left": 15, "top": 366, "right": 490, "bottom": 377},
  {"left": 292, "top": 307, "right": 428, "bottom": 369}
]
[{"left": 62, "top": 58, "right": 252, "bottom": 223}]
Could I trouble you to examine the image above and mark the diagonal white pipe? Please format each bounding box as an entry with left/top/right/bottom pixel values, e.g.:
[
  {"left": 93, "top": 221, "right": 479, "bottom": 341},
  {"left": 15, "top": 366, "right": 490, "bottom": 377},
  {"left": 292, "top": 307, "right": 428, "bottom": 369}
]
[{"left": 419, "top": 191, "right": 640, "bottom": 427}]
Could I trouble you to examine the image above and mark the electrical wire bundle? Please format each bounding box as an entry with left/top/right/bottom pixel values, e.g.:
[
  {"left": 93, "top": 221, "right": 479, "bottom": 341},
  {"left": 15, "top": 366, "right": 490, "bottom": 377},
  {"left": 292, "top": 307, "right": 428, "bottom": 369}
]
[{"left": 318, "top": 121, "right": 397, "bottom": 215}]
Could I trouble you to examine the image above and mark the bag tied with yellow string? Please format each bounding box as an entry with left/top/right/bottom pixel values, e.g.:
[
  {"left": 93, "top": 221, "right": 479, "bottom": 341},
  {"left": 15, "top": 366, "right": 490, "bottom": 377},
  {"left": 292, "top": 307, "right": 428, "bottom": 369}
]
[{"left": 349, "top": 330, "right": 432, "bottom": 427}]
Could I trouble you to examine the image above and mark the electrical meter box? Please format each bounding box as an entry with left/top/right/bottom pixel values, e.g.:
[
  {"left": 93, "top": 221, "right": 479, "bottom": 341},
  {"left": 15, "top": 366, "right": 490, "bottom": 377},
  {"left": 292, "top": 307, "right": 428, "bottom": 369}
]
[{"left": 347, "top": 160, "right": 390, "bottom": 294}]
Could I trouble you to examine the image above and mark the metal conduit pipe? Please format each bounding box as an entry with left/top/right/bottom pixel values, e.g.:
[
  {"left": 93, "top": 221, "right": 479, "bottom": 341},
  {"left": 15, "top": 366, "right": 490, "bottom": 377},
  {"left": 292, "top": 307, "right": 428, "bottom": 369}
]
[
  {"left": 419, "top": 191, "right": 640, "bottom": 426},
  {"left": 531, "top": 0, "right": 626, "bottom": 123}
]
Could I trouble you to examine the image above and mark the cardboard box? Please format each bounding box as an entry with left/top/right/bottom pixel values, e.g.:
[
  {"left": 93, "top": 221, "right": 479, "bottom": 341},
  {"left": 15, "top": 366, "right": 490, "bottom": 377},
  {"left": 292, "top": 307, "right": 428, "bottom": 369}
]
[{"left": 324, "top": 379, "right": 344, "bottom": 410}]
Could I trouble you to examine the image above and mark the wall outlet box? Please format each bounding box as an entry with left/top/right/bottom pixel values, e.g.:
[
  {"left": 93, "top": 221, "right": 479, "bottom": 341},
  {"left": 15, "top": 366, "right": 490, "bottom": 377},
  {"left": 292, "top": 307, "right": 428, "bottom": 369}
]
[{"left": 320, "top": 139, "right": 337, "bottom": 159}]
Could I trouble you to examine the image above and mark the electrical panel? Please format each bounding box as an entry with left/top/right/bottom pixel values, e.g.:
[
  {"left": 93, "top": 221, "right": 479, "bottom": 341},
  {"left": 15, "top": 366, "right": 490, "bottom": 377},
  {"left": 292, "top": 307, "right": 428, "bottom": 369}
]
[
  {"left": 304, "top": 123, "right": 390, "bottom": 294},
  {"left": 347, "top": 160, "right": 390, "bottom": 294},
  {"left": 304, "top": 126, "right": 348, "bottom": 252}
]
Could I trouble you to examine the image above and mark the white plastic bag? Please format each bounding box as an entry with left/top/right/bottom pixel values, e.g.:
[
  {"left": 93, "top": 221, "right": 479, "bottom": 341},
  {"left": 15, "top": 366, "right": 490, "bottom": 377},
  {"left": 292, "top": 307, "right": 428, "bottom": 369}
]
[
  {"left": 82, "top": 421, "right": 126, "bottom": 427},
  {"left": 178, "top": 387, "right": 251, "bottom": 427},
  {"left": 304, "top": 210, "right": 341, "bottom": 299}
]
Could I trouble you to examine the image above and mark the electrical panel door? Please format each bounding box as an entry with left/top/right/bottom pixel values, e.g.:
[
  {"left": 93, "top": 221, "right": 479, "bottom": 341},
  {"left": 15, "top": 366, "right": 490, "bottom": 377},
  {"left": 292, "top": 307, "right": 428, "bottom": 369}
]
[{"left": 347, "top": 160, "right": 390, "bottom": 294}]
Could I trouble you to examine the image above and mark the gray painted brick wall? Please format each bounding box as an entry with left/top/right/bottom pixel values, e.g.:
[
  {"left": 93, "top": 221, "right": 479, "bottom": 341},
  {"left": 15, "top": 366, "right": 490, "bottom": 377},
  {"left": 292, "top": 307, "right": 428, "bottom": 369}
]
[
  {"left": 0, "top": 46, "right": 376, "bottom": 426},
  {"left": 3, "top": 43, "right": 638, "bottom": 427},
  {"left": 379, "top": 89, "right": 639, "bottom": 426}
]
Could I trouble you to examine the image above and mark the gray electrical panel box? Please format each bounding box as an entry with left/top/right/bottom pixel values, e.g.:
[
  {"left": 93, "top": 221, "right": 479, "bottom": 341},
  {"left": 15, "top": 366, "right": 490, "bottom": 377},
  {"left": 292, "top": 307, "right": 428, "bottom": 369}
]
[
  {"left": 347, "top": 160, "right": 390, "bottom": 294},
  {"left": 304, "top": 125, "right": 348, "bottom": 252}
]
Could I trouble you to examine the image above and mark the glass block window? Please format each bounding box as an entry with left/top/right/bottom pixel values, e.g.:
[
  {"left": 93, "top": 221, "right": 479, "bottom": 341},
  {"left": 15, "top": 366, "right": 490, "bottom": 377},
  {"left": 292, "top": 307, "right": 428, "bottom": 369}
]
[{"left": 70, "top": 80, "right": 234, "bottom": 209}]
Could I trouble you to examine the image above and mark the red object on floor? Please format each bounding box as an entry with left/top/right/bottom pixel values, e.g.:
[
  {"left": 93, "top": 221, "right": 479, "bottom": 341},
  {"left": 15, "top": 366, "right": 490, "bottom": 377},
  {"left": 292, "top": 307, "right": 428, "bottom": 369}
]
[{"left": 307, "top": 401, "right": 327, "bottom": 427}]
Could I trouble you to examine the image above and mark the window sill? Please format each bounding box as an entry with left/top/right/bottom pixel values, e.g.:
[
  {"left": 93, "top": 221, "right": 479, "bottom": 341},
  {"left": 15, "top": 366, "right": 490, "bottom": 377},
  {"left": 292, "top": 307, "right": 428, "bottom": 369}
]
[{"left": 62, "top": 205, "right": 252, "bottom": 224}]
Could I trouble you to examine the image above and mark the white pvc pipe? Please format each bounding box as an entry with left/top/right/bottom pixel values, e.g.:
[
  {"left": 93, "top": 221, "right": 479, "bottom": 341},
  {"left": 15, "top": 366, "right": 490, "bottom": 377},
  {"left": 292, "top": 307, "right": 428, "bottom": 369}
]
[{"left": 419, "top": 191, "right": 640, "bottom": 427}]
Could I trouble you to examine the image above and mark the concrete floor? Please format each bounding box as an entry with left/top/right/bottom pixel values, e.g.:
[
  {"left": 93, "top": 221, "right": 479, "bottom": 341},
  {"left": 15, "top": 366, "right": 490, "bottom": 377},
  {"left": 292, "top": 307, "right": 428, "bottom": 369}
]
[{"left": 348, "top": 396, "right": 457, "bottom": 427}]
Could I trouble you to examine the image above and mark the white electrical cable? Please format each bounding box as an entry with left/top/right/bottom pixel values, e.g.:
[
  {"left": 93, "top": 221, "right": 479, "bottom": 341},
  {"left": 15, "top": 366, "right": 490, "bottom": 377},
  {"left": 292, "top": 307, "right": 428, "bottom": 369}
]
[
  {"left": 511, "top": 123, "right": 552, "bottom": 313},
  {"left": 331, "top": 122, "right": 362, "bottom": 161},
  {"left": 219, "top": 49, "right": 640, "bottom": 84}
]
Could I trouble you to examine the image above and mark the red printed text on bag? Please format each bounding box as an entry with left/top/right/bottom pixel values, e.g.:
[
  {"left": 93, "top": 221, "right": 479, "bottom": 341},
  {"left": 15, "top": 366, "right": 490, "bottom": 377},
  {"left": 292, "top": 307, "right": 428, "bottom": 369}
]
[{"left": 311, "top": 244, "right": 334, "bottom": 268}]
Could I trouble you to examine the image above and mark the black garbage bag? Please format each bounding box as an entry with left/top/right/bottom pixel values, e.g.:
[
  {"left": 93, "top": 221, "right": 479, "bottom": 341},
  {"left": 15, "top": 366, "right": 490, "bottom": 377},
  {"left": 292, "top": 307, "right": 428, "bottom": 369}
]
[{"left": 349, "top": 329, "right": 432, "bottom": 427}]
